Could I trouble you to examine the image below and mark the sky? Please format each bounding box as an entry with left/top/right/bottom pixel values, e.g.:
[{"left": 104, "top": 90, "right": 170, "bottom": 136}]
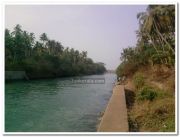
[{"left": 5, "top": 5, "right": 147, "bottom": 70}]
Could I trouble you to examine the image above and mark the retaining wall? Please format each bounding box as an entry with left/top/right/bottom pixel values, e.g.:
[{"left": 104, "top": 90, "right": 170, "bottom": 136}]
[{"left": 98, "top": 85, "right": 129, "bottom": 132}]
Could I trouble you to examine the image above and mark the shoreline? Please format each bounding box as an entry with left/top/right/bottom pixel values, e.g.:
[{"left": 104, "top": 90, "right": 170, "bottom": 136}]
[{"left": 5, "top": 71, "right": 109, "bottom": 82}]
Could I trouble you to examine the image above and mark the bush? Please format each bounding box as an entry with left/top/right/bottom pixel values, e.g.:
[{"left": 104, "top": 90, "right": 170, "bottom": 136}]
[
  {"left": 137, "top": 86, "right": 157, "bottom": 101},
  {"left": 116, "top": 62, "right": 137, "bottom": 77},
  {"left": 133, "top": 73, "right": 145, "bottom": 89}
]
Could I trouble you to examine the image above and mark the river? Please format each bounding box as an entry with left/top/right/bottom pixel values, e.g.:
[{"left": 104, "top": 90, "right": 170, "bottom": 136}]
[{"left": 5, "top": 73, "right": 116, "bottom": 132}]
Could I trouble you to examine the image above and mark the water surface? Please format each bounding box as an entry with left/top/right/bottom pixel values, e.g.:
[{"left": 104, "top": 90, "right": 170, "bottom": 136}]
[{"left": 5, "top": 73, "right": 116, "bottom": 132}]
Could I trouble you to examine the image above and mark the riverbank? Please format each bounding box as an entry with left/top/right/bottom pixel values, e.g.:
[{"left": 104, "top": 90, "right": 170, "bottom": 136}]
[
  {"left": 5, "top": 70, "right": 109, "bottom": 82},
  {"left": 124, "top": 65, "right": 175, "bottom": 132},
  {"left": 98, "top": 65, "right": 175, "bottom": 132},
  {"left": 97, "top": 84, "right": 129, "bottom": 132}
]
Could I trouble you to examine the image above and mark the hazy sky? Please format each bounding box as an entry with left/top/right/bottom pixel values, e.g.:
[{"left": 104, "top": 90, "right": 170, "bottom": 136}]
[{"left": 5, "top": 5, "right": 147, "bottom": 70}]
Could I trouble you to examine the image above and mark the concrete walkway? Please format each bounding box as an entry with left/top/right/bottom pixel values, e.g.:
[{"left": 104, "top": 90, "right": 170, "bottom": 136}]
[{"left": 98, "top": 85, "right": 129, "bottom": 132}]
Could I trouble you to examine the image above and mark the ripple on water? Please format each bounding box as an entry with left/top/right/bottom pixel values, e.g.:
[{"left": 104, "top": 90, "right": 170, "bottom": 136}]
[{"left": 5, "top": 74, "right": 116, "bottom": 132}]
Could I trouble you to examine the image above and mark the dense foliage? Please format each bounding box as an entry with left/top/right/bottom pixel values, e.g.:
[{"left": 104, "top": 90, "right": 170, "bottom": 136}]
[
  {"left": 5, "top": 25, "right": 106, "bottom": 79},
  {"left": 116, "top": 5, "right": 175, "bottom": 77}
]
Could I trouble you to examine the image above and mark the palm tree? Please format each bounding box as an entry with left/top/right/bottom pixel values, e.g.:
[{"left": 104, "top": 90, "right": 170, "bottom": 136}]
[
  {"left": 33, "top": 41, "right": 44, "bottom": 55},
  {"left": 137, "top": 5, "right": 175, "bottom": 65},
  {"left": 82, "top": 51, "right": 87, "bottom": 59},
  {"left": 55, "top": 42, "right": 64, "bottom": 55},
  {"left": 137, "top": 5, "right": 175, "bottom": 54},
  {"left": 12, "top": 24, "right": 22, "bottom": 36},
  {"left": 40, "top": 33, "right": 48, "bottom": 48}
]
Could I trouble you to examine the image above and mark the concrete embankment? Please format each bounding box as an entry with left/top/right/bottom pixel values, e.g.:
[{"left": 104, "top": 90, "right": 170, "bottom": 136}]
[
  {"left": 5, "top": 71, "right": 29, "bottom": 80},
  {"left": 98, "top": 85, "right": 129, "bottom": 132}
]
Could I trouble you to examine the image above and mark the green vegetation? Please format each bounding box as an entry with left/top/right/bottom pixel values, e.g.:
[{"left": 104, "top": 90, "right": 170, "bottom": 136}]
[
  {"left": 129, "top": 67, "right": 175, "bottom": 131},
  {"left": 133, "top": 73, "right": 145, "bottom": 90},
  {"left": 116, "top": 5, "right": 175, "bottom": 77},
  {"left": 137, "top": 86, "right": 157, "bottom": 101},
  {"left": 5, "top": 25, "right": 106, "bottom": 79},
  {"left": 117, "top": 5, "right": 175, "bottom": 132},
  {"left": 129, "top": 96, "right": 175, "bottom": 132}
]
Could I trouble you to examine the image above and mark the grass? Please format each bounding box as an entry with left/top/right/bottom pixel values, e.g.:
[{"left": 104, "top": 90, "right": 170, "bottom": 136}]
[
  {"left": 126, "top": 65, "right": 175, "bottom": 132},
  {"left": 137, "top": 86, "right": 157, "bottom": 101},
  {"left": 129, "top": 98, "right": 175, "bottom": 132},
  {"left": 133, "top": 72, "right": 145, "bottom": 90}
]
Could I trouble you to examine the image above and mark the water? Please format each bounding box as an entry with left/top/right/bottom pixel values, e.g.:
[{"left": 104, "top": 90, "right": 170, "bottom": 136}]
[{"left": 5, "top": 73, "right": 116, "bottom": 132}]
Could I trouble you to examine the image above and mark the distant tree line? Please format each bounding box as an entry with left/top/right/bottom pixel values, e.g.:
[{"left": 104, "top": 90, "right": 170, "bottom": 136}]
[
  {"left": 5, "top": 25, "right": 106, "bottom": 79},
  {"left": 116, "top": 5, "right": 175, "bottom": 77}
]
